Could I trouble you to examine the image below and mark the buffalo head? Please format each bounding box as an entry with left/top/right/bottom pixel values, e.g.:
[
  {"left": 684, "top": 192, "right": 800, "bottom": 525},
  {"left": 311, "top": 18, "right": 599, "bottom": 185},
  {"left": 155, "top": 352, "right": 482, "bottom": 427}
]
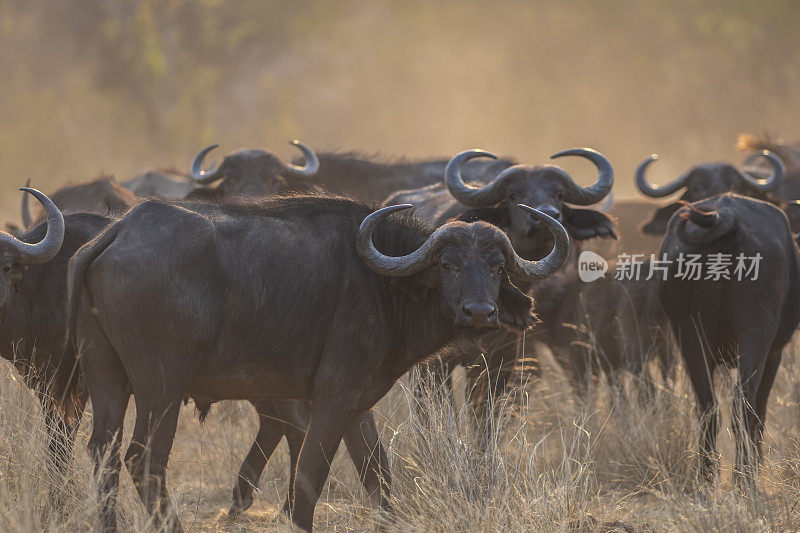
[
  {"left": 637, "top": 151, "right": 784, "bottom": 235},
  {"left": 0, "top": 188, "right": 64, "bottom": 318},
  {"left": 444, "top": 148, "right": 614, "bottom": 259},
  {"left": 190, "top": 140, "right": 320, "bottom": 197},
  {"left": 358, "top": 203, "right": 569, "bottom": 330}
]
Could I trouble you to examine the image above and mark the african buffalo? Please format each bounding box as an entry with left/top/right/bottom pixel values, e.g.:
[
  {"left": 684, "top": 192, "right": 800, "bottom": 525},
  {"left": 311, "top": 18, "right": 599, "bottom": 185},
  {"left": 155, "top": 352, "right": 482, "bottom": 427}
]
[
  {"left": 636, "top": 151, "right": 785, "bottom": 235},
  {"left": 298, "top": 151, "right": 515, "bottom": 203},
  {"left": 65, "top": 194, "right": 568, "bottom": 531},
  {"left": 387, "top": 148, "right": 615, "bottom": 260},
  {"left": 187, "top": 140, "right": 319, "bottom": 199},
  {"left": 0, "top": 189, "right": 79, "bottom": 498},
  {"left": 386, "top": 148, "right": 614, "bottom": 419},
  {"left": 659, "top": 194, "right": 800, "bottom": 485},
  {"left": 122, "top": 169, "right": 197, "bottom": 199},
  {"left": 19, "top": 176, "right": 137, "bottom": 228}
]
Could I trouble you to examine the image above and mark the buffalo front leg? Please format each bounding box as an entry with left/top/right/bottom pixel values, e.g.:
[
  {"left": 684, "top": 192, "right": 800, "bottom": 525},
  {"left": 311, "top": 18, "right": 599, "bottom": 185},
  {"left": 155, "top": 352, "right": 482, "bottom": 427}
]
[
  {"left": 290, "top": 401, "right": 352, "bottom": 532},
  {"left": 41, "top": 388, "right": 88, "bottom": 514},
  {"left": 229, "top": 400, "right": 289, "bottom": 516},
  {"left": 278, "top": 401, "right": 310, "bottom": 517},
  {"left": 343, "top": 410, "right": 390, "bottom": 511}
]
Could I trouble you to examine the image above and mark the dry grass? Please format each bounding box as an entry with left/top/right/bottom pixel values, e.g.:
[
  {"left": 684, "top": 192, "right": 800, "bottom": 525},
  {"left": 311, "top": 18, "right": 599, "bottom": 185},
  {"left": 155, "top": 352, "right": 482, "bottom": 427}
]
[{"left": 1, "top": 338, "right": 800, "bottom": 532}]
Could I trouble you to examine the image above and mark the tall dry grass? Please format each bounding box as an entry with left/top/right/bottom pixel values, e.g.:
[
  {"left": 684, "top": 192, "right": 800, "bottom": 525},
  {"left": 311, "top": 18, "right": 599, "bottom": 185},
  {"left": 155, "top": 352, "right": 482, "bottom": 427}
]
[{"left": 0, "top": 337, "right": 800, "bottom": 531}]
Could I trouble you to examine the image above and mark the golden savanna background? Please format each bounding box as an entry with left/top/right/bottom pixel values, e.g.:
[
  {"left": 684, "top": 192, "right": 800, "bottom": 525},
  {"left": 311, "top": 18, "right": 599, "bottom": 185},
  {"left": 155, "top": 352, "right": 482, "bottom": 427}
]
[
  {"left": 2, "top": 1, "right": 800, "bottom": 214},
  {"left": 2, "top": 1, "right": 800, "bottom": 532}
]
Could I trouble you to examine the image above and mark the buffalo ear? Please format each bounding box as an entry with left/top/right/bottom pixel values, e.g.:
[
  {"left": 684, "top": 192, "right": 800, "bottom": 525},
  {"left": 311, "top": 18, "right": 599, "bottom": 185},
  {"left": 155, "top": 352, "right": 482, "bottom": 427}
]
[
  {"left": 453, "top": 202, "right": 510, "bottom": 227},
  {"left": 562, "top": 205, "right": 617, "bottom": 241},
  {"left": 640, "top": 202, "right": 681, "bottom": 236},
  {"left": 497, "top": 278, "right": 537, "bottom": 331}
]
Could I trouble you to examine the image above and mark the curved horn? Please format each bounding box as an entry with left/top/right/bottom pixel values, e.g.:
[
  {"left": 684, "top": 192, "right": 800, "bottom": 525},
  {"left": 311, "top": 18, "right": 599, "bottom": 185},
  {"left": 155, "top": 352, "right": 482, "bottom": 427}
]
[
  {"left": 21, "top": 178, "right": 32, "bottom": 228},
  {"left": 738, "top": 150, "right": 783, "bottom": 192},
  {"left": 675, "top": 206, "right": 735, "bottom": 245},
  {"left": 501, "top": 204, "right": 570, "bottom": 280},
  {"left": 281, "top": 140, "right": 319, "bottom": 178},
  {"left": 635, "top": 155, "right": 689, "bottom": 198},
  {"left": 358, "top": 204, "right": 450, "bottom": 277},
  {"left": 190, "top": 143, "right": 223, "bottom": 184},
  {"left": 357, "top": 203, "right": 570, "bottom": 281},
  {"left": 0, "top": 188, "right": 65, "bottom": 265},
  {"left": 445, "top": 149, "right": 517, "bottom": 207},
  {"left": 550, "top": 148, "right": 614, "bottom": 205}
]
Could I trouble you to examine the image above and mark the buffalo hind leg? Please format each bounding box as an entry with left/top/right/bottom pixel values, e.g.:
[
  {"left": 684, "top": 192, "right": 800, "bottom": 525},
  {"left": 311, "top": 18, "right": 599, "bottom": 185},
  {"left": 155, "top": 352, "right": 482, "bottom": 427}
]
[
  {"left": 81, "top": 325, "right": 131, "bottom": 532},
  {"left": 678, "top": 326, "right": 719, "bottom": 482},
  {"left": 753, "top": 349, "right": 782, "bottom": 458},
  {"left": 229, "top": 400, "right": 289, "bottom": 516},
  {"left": 124, "top": 396, "right": 183, "bottom": 532},
  {"left": 732, "top": 332, "right": 776, "bottom": 490},
  {"left": 343, "top": 410, "right": 390, "bottom": 511}
]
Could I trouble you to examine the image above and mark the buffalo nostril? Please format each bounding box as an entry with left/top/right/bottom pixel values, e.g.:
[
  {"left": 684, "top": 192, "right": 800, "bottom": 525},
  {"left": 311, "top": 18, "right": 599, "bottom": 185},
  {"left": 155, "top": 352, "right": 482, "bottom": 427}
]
[
  {"left": 540, "top": 206, "right": 562, "bottom": 221},
  {"left": 461, "top": 302, "right": 497, "bottom": 322},
  {"left": 530, "top": 206, "right": 562, "bottom": 225}
]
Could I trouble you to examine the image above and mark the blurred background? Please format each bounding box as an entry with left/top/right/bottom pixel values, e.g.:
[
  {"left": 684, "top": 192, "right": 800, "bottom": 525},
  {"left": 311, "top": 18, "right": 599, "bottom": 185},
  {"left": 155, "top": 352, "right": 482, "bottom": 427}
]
[{"left": 1, "top": 0, "right": 798, "bottom": 217}]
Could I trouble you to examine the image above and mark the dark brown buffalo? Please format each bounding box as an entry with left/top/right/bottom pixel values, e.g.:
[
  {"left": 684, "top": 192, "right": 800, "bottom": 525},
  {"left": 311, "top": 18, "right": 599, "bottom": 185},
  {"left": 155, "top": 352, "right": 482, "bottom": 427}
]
[
  {"left": 387, "top": 148, "right": 615, "bottom": 260},
  {"left": 64, "top": 195, "right": 568, "bottom": 531},
  {"left": 0, "top": 189, "right": 73, "bottom": 499},
  {"left": 636, "top": 151, "right": 784, "bottom": 235},
  {"left": 659, "top": 194, "right": 800, "bottom": 485},
  {"left": 187, "top": 140, "right": 319, "bottom": 199},
  {"left": 19, "top": 176, "right": 137, "bottom": 228},
  {"left": 385, "top": 148, "right": 614, "bottom": 419}
]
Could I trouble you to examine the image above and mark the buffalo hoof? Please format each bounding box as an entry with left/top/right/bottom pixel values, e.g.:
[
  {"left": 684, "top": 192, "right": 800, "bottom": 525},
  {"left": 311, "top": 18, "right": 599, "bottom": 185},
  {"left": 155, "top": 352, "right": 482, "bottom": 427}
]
[{"left": 227, "top": 497, "right": 253, "bottom": 517}]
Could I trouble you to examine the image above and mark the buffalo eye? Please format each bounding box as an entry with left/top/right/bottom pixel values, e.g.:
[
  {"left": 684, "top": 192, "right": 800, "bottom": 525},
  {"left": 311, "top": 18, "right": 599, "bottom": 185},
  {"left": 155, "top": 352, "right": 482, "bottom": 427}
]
[
  {"left": 1, "top": 265, "right": 11, "bottom": 275},
  {"left": 490, "top": 265, "right": 503, "bottom": 275},
  {"left": 508, "top": 192, "right": 518, "bottom": 202},
  {"left": 556, "top": 191, "right": 564, "bottom": 200},
  {"left": 441, "top": 262, "right": 459, "bottom": 274}
]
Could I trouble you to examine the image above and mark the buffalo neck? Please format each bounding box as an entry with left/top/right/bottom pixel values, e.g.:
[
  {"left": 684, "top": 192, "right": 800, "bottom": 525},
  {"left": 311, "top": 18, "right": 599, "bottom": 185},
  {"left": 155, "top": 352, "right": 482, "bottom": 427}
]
[{"left": 379, "top": 280, "right": 460, "bottom": 380}]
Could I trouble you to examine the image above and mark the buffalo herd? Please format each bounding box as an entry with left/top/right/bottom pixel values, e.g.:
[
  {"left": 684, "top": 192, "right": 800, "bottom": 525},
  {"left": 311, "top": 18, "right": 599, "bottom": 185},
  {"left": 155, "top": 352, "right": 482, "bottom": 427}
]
[{"left": 2, "top": 134, "right": 800, "bottom": 531}]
